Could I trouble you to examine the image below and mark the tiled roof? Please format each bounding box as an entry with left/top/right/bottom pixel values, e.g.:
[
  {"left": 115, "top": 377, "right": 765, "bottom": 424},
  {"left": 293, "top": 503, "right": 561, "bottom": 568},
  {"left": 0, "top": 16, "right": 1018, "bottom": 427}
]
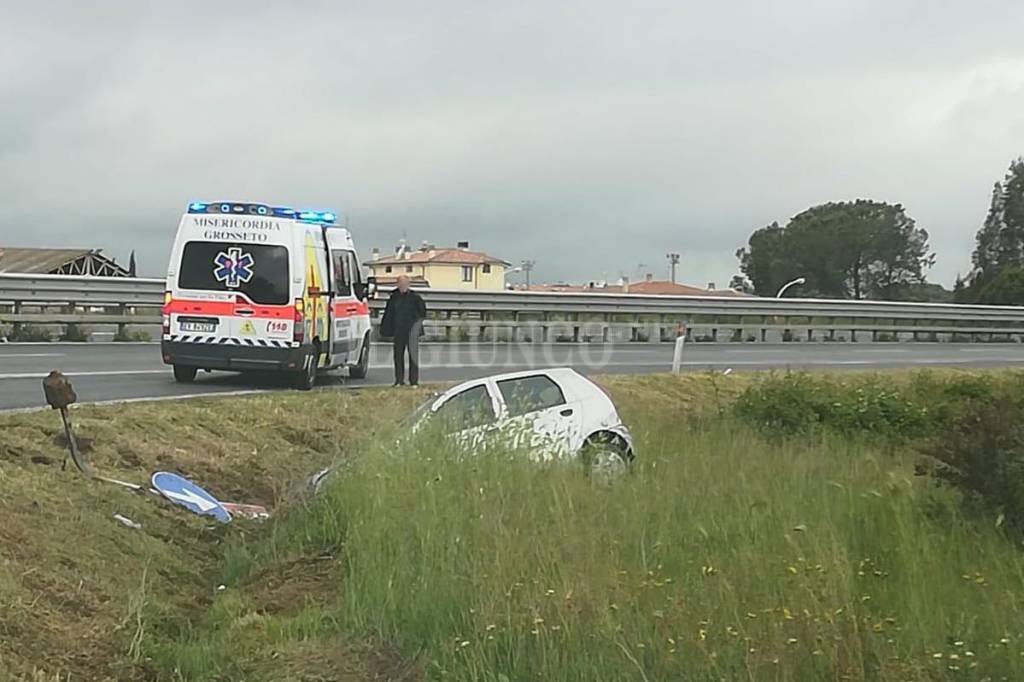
[
  {"left": 367, "top": 248, "right": 509, "bottom": 266},
  {"left": 526, "top": 280, "right": 754, "bottom": 297}
]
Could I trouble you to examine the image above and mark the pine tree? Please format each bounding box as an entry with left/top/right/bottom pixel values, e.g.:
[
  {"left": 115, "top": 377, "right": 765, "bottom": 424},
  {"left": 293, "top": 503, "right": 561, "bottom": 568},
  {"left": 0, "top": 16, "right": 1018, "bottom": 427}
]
[{"left": 969, "top": 158, "right": 1024, "bottom": 291}]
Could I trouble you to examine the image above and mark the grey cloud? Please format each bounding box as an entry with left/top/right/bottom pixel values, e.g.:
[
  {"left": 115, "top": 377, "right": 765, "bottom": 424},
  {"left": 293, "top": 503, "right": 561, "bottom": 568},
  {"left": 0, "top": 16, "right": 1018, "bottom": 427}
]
[{"left": 1, "top": 1, "right": 1023, "bottom": 287}]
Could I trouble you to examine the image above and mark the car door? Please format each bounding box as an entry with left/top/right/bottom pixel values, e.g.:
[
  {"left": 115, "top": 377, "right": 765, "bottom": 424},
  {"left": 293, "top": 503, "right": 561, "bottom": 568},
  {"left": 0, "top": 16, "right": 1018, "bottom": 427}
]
[
  {"left": 432, "top": 382, "right": 502, "bottom": 450},
  {"left": 495, "top": 374, "right": 583, "bottom": 460},
  {"left": 329, "top": 249, "right": 361, "bottom": 361}
]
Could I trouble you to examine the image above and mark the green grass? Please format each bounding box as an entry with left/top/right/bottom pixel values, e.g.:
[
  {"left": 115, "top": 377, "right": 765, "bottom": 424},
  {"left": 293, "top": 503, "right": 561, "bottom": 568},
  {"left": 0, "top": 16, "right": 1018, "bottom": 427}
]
[
  {"left": 4, "top": 371, "right": 1024, "bottom": 680},
  {"left": 166, "top": 372, "right": 1024, "bottom": 681}
]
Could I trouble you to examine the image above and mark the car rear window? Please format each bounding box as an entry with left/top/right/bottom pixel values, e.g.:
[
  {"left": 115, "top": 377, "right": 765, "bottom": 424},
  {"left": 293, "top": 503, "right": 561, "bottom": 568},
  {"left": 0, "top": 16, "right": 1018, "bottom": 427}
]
[
  {"left": 178, "top": 241, "right": 290, "bottom": 305},
  {"left": 497, "top": 375, "right": 566, "bottom": 417}
]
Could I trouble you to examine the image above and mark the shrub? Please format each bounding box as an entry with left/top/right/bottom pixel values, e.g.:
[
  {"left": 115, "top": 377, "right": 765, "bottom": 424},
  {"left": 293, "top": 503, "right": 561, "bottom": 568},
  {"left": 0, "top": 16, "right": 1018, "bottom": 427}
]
[
  {"left": 9, "top": 324, "right": 53, "bottom": 342},
  {"left": 59, "top": 323, "right": 90, "bottom": 342},
  {"left": 735, "top": 372, "right": 929, "bottom": 440},
  {"left": 919, "top": 399, "right": 1024, "bottom": 534}
]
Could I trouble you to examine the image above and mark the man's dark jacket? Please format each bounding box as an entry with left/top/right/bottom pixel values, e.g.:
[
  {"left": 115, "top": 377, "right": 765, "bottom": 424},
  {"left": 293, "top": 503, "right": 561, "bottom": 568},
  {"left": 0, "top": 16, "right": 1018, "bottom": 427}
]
[{"left": 380, "top": 288, "right": 426, "bottom": 339}]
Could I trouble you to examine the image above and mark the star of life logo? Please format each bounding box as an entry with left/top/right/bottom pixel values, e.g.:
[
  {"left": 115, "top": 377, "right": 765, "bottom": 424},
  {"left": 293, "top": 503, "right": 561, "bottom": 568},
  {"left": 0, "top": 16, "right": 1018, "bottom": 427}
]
[{"left": 213, "top": 247, "right": 254, "bottom": 288}]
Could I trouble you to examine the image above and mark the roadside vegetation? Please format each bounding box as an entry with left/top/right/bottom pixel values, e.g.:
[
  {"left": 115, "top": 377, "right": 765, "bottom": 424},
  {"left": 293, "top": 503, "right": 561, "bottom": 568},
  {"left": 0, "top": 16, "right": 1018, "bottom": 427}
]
[{"left": 2, "top": 371, "right": 1024, "bottom": 680}]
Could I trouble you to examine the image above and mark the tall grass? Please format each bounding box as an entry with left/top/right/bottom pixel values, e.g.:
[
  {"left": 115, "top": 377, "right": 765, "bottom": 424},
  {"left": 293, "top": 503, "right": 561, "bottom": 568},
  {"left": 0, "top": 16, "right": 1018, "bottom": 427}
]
[{"left": 266, "top": 419, "right": 1024, "bottom": 681}]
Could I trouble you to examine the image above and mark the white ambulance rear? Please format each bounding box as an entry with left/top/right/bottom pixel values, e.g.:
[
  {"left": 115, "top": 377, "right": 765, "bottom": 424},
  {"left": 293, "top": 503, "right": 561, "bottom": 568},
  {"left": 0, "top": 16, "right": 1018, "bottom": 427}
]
[{"left": 161, "top": 201, "right": 374, "bottom": 389}]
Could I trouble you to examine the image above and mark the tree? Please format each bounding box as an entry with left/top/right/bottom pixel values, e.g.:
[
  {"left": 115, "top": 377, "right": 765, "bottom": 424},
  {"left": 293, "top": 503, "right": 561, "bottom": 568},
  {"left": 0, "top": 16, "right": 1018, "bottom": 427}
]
[
  {"left": 727, "top": 274, "right": 755, "bottom": 294},
  {"left": 978, "top": 268, "right": 1024, "bottom": 306},
  {"left": 736, "top": 200, "right": 934, "bottom": 299},
  {"left": 968, "top": 158, "right": 1024, "bottom": 296}
]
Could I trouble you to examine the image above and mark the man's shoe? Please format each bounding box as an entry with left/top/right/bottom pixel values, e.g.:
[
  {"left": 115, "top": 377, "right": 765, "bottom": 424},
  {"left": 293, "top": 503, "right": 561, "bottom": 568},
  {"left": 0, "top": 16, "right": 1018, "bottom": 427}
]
[{"left": 392, "top": 381, "right": 405, "bottom": 387}]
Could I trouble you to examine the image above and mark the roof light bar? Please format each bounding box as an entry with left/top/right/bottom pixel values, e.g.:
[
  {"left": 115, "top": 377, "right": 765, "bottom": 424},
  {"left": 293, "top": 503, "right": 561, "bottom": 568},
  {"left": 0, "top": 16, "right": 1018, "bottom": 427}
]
[{"left": 186, "top": 202, "right": 338, "bottom": 224}]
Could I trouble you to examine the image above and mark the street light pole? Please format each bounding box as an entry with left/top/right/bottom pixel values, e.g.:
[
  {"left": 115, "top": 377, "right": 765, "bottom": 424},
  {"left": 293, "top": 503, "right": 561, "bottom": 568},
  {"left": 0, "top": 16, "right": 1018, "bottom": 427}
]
[
  {"left": 666, "top": 252, "right": 680, "bottom": 283},
  {"left": 776, "top": 277, "right": 807, "bottom": 298},
  {"left": 521, "top": 260, "right": 536, "bottom": 289}
]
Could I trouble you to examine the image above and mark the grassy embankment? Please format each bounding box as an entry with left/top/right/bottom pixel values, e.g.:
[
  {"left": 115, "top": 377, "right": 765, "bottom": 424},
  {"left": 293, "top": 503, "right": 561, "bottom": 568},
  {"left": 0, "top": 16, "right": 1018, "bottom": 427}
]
[{"left": 3, "top": 371, "right": 1024, "bottom": 680}]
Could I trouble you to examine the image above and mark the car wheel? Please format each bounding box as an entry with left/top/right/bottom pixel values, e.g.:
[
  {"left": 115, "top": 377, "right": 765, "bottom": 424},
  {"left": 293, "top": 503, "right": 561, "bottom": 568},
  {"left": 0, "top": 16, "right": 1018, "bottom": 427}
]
[
  {"left": 349, "top": 336, "right": 370, "bottom": 379},
  {"left": 173, "top": 365, "right": 198, "bottom": 383},
  {"left": 579, "top": 433, "right": 631, "bottom": 480},
  {"left": 295, "top": 353, "right": 318, "bottom": 391}
]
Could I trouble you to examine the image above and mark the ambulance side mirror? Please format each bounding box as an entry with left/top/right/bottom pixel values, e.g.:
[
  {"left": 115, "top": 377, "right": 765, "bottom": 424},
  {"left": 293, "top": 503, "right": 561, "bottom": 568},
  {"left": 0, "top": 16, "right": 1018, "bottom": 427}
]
[{"left": 364, "top": 277, "right": 378, "bottom": 300}]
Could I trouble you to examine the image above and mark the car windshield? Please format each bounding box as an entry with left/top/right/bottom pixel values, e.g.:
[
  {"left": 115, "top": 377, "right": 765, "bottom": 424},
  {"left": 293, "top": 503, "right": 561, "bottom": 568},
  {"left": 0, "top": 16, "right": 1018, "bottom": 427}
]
[{"left": 401, "top": 396, "right": 437, "bottom": 429}]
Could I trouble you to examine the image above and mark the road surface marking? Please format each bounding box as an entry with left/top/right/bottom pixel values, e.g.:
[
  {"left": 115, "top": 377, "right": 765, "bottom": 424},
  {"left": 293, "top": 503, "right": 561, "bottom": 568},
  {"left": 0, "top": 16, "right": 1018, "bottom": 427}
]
[
  {"left": 0, "top": 369, "right": 168, "bottom": 380},
  {"left": 0, "top": 353, "right": 66, "bottom": 358}
]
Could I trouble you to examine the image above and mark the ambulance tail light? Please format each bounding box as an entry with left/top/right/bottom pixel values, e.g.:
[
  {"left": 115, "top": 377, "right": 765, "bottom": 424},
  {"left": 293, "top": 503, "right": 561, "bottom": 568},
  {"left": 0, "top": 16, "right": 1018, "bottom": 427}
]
[
  {"left": 293, "top": 298, "right": 305, "bottom": 344},
  {"left": 162, "top": 291, "right": 172, "bottom": 334}
]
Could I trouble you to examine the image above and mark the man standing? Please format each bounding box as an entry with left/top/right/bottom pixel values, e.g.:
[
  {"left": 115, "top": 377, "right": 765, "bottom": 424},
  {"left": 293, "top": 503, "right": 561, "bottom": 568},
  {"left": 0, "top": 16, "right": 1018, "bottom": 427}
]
[{"left": 380, "top": 275, "right": 427, "bottom": 386}]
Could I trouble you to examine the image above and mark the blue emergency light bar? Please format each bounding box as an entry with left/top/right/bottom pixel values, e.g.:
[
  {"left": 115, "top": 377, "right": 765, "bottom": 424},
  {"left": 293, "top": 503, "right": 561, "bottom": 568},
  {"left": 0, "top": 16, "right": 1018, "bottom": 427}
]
[{"left": 186, "top": 201, "right": 337, "bottom": 224}]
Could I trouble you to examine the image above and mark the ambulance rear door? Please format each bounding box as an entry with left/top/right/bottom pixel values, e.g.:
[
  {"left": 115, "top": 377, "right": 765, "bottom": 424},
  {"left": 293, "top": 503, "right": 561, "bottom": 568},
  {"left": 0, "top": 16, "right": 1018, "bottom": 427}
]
[{"left": 170, "top": 217, "right": 295, "bottom": 347}]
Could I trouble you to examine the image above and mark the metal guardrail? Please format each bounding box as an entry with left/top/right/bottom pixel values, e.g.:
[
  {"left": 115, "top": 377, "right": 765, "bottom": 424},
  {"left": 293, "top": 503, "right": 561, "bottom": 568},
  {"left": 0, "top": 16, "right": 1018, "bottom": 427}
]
[{"left": 2, "top": 272, "right": 1024, "bottom": 343}]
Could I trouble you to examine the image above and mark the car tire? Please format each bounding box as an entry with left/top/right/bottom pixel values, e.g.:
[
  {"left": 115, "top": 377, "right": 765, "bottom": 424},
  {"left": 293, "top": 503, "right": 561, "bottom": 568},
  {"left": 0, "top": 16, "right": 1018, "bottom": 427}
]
[
  {"left": 173, "top": 365, "right": 198, "bottom": 383},
  {"left": 295, "top": 353, "right": 318, "bottom": 391},
  {"left": 349, "top": 336, "right": 370, "bottom": 379},
  {"left": 579, "top": 432, "right": 631, "bottom": 480}
]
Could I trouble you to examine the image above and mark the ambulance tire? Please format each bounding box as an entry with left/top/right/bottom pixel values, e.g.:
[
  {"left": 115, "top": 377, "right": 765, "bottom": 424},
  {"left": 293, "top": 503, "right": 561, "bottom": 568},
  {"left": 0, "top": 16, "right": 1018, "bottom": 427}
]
[
  {"left": 173, "top": 365, "right": 198, "bottom": 383},
  {"left": 349, "top": 336, "right": 370, "bottom": 379},
  {"left": 295, "top": 351, "right": 318, "bottom": 391}
]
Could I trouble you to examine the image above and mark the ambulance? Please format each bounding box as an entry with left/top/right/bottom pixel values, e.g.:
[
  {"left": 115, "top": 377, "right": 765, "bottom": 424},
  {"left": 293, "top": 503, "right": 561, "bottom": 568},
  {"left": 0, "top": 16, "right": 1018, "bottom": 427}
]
[{"left": 161, "top": 200, "right": 376, "bottom": 390}]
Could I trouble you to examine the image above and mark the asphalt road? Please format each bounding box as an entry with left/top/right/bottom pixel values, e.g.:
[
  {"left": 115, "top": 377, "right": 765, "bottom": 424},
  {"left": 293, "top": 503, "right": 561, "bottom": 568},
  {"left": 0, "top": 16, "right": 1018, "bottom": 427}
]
[{"left": 1, "top": 341, "right": 1023, "bottom": 411}]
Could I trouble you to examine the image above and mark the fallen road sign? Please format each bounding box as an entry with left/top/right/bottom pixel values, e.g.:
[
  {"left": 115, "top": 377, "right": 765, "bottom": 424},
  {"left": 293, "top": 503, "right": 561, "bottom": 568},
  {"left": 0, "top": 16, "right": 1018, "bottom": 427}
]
[{"left": 151, "top": 472, "right": 230, "bottom": 523}]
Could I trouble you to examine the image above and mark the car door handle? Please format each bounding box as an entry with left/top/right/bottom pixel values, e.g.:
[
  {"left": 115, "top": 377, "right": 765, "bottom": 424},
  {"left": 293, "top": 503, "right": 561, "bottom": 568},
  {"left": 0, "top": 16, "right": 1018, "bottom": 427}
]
[
  {"left": 236, "top": 309, "right": 254, "bottom": 317},
  {"left": 560, "top": 408, "right": 574, "bottom": 417}
]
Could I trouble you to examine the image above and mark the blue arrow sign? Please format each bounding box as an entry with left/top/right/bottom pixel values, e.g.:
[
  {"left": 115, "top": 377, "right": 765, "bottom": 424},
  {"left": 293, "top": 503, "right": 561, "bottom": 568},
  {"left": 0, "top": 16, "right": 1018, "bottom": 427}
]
[{"left": 152, "top": 472, "right": 231, "bottom": 523}]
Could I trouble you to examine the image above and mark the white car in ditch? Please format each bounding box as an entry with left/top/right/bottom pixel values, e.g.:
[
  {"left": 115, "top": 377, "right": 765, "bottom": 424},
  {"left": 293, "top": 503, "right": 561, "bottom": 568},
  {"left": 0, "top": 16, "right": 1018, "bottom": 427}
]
[{"left": 405, "top": 368, "right": 635, "bottom": 473}]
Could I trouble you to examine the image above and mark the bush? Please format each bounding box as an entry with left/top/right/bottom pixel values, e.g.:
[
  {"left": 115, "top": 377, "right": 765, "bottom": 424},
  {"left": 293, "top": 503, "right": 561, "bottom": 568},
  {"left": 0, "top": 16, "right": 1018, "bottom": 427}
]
[
  {"left": 113, "top": 328, "right": 153, "bottom": 342},
  {"left": 9, "top": 324, "right": 53, "bottom": 342},
  {"left": 919, "top": 399, "right": 1024, "bottom": 534},
  {"left": 59, "top": 323, "right": 90, "bottom": 342},
  {"left": 735, "top": 372, "right": 929, "bottom": 440}
]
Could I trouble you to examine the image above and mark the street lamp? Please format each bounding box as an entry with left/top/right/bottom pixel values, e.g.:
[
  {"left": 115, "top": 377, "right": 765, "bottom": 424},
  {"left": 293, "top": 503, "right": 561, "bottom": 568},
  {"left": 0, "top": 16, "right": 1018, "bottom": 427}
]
[
  {"left": 776, "top": 277, "right": 806, "bottom": 298},
  {"left": 503, "top": 266, "right": 524, "bottom": 289}
]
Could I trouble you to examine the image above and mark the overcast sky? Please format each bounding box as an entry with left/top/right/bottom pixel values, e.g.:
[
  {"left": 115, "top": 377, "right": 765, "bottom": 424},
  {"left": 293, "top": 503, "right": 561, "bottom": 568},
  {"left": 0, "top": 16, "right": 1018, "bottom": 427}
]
[{"left": 2, "top": 1, "right": 1023, "bottom": 287}]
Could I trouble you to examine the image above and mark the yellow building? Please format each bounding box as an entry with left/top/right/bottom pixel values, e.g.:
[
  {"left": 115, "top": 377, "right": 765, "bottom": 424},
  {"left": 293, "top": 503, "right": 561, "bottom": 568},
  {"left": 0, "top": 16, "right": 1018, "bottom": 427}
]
[{"left": 365, "top": 241, "right": 509, "bottom": 290}]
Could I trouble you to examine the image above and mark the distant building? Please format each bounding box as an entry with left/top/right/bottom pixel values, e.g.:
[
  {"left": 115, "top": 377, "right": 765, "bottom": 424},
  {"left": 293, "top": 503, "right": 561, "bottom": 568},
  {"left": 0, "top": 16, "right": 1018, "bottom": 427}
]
[
  {"left": 0, "top": 247, "right": 132, "bottom": 277},
  {"left": 365, "top": 241, "right": 509, "bottom": 290},
  {"left": 525, "top": 273, "right": 753, "bottom": 297}
]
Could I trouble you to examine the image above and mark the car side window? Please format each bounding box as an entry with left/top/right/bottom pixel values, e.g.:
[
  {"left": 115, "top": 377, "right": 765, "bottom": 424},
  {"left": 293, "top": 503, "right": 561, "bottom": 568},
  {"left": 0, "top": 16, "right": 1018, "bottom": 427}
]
[
  {"left": 347, "top": 251, "right": 362, "bottom": 285},
  {"left": 435, "top": 384, "right": 496, "bottom": 432},
  {"left": 332, "top": 251, "right": 352, "bottom": 296},
  {"left": 497, "top": 375, "right": 566, "bottom": 418}
]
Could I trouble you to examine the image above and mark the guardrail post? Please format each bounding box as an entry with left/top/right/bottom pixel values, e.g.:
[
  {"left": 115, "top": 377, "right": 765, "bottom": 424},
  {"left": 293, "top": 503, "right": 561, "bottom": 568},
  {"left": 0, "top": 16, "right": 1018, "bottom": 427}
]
[
  {"left": 11, "top": 301, "right": 23, "bottom": 337},
  {"left": 116, "top": 303, "right": 128, "bottom": 340}
]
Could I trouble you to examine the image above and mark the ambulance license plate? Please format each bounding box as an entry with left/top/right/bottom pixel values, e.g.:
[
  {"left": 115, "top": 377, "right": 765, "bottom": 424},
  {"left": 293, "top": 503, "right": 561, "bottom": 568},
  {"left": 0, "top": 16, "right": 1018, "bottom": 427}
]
[{"left": 180, "top": 319, "right": 217, "bottom": 333}]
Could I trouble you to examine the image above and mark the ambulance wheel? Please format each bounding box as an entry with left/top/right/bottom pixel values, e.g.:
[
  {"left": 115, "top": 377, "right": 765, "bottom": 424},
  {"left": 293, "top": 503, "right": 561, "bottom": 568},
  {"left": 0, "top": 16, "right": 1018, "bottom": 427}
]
[
  {"left": 349, "top": 337, "right": 370, "bottom": 379},
  {"left": 173, "top": 365, "right": 197, "bottom": 383},
  {"left": 295, "top": 354, "right": 318, "bottom": 391}
]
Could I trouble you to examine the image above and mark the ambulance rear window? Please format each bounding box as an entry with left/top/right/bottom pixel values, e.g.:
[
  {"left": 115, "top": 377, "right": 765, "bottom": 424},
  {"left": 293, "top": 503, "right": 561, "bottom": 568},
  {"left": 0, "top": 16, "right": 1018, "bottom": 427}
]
[{"left": 178, "top": 241, "right": 290, "bottom": 305}]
